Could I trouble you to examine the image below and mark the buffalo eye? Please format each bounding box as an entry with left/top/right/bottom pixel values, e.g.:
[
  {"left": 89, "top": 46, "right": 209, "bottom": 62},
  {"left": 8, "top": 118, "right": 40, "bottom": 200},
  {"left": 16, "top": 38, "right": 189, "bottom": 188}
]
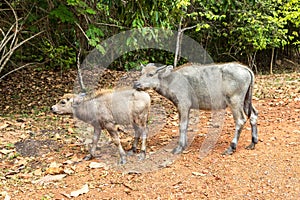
[{"left": 147, "top": 73, "right": 154, "bottom": 77}]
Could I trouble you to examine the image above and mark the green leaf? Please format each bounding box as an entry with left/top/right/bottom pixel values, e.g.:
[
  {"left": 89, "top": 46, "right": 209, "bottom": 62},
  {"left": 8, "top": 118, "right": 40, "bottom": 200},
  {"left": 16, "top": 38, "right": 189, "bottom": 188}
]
[
  {"left": 96, "top": 44, "right": 106, "bottom": 55},
  {"left": 50, "top": 4, "right": 77, "bottom": 23},
  {"left": 86, "top": 8, "right": 96, "bottom": 15}
]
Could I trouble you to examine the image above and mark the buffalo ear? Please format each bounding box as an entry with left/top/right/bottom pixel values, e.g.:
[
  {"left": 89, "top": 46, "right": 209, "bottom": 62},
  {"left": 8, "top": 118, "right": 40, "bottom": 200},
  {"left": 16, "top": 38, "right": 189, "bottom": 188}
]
[
  {"left": 141, "top": 63, "right": 154, "bottom": 73},
  {"left": 158, "top": 65, "right": 173, "bottom": 78},
  {"left": 165, "top": 65, "right": 173, "bottom": 72},
  {"left": 73, "top": 93, "right": 85, "bottom": 106},
  {"left": 141, "top": 64, "right": 146, "bottom": 73}
]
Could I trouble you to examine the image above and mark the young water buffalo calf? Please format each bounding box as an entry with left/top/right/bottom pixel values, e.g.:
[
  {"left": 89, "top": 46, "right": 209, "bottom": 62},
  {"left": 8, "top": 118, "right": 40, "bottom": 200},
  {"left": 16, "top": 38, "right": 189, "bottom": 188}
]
[
  {"left": 134, "top": 62, "right": 258, "bottom": 155},
  {"left": 51, "top": 89, "right": 150, "bottom": 164}
]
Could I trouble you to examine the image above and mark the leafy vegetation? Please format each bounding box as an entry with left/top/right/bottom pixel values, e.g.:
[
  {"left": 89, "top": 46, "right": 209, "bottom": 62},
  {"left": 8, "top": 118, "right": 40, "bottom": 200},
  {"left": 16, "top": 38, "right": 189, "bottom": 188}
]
[{"left": 0, "top": 0, "right": 299, "bottom": 76}]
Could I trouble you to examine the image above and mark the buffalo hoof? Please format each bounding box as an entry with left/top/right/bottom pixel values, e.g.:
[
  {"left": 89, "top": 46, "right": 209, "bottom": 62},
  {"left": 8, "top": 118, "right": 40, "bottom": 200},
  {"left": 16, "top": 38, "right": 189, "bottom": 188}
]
[
  {"left": 127, "top": 147, "right": 137, "bottom": 156},
  {"left": 245, "top": 143, "right": 255, "bottom": 150},
  {"left": 172, "top": 145, "right": 185, "bottom": 154},
  {"left": 83, "top": 154, "right": 93, "bottom": 161},
  {"left": 119, "top": 158, "right": 127, "bottom": 165},
  {"left": 138, "top": 151, "right": 146, "bottom": 161},
  {"left": 222, "top": 147, "right": 235, "bottom": 155},
  {"left": 127, "top": 150, "right": 134, "bottom": 156}
]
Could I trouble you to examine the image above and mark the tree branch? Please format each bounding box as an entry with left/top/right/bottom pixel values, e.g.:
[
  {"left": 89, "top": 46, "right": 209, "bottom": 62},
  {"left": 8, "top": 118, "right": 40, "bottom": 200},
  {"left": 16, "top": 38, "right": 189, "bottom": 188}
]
[
  {"left": 174, "top": 17, "right": 183, "bottom": 68},
  {"left": 0, "top": 63, "right": 35, "bottom": 81},
  {"left": 77, "top": 47, "right": 86, "bottom": 92},
  {"left": 75, "top": 22, "right": 90, "bottom": 41},
  {"left": 174, "top": 16, "right": 197, "bottom": 67},
  {"left": 0, "top": 31, "right": 44, "bottom": 73}
]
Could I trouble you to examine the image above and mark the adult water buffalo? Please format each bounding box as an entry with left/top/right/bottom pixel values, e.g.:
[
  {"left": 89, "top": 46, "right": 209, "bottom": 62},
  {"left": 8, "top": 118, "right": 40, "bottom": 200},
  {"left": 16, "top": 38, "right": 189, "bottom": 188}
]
[{"left": 133, "top": 62, "right": 258, "bottom": 155}]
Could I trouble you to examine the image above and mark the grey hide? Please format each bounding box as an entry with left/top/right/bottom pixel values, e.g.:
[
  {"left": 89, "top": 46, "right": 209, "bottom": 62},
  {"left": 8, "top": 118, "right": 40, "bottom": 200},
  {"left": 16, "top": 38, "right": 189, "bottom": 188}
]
[
  {"left": 51, "top": 89, "right": 150, "bottom": 164},
  {"left": 133, "top": 62, "right": 258, "bottom": 155}
]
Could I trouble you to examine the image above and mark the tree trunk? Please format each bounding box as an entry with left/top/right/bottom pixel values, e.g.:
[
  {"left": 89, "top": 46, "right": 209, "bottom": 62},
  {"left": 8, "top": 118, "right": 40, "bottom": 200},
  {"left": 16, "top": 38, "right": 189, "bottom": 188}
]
[{"left": 270, "top": 48, "right": 274, "bottom": 74}]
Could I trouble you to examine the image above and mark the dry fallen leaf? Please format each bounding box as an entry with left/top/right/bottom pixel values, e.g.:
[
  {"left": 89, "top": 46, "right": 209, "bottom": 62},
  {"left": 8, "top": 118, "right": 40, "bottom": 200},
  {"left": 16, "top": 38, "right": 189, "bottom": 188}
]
[
  {"left": 33, "top": 168, "right": 43, "bottom": 176},
  {"left": 89, "top": 162, "right": 107, "bottom": 169},
  {"left": 0, "top": 191, "right": 10, "bottom": 200},
  {"left": 64, "top": 155, "right": 83, "bottom": 164},
  {"left": 15, "top": 157, "right": 28, "bottom": 166},
  {"left": 45, "top": 162, "right": 64, "bottom": 175},
  {"left": 0, "top": 122, "right": 9, "bottom": 130},
  {"left": 0, "top": 149, "right": 14, "bottom": 155},
  {"left": 54, "top": 133, "right": 61, "bottom": 140},
  {"left": 171, "top": 121, "right": 178, "bottom": 126},
  {"left": 70, "top": 184, "right": 89, "bottom": 197},
  {"left": 33, "top": 174, "right": 67, "bottom": 185},
  {"left": 65, "top": 152, "right": 74, "bottom": 158},
  {"left": 192, "top": 172, "right": 207, "bottom": 177},
  {"left": 18, "top": 173, "right": 33, "bottom": 179},
  {"left": 63, "top": 160, "right": 75, "bottom": 165},
  {"left": 68, "top": 127, "right": 75, "bottom": 134},
  {"left": 63, "top": 167, "right": 75, "bottom": 175}
]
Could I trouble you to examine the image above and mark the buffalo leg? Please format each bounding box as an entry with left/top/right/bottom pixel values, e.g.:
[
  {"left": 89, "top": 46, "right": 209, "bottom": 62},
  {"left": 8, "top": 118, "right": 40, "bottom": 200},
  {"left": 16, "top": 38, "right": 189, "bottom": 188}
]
[
  {"left": 246, "top": 106, "right": 258, "bottom": 150},
  {"left": 106, "top": 123, "right": 127, "bottom": 164},
  {"left": 172, "top": 107, "right": 190, "bottom": 154},
  {"left": 139, "top": 126, "right": 148, "bottom": 160},
  {"left": 223, "top": 107, "right": 247, "bottom": 155},
  {"left": 128, "top": 124, "right": 142, "bottom": 155},
  {"left": 129, "top": 123, "right": 148, "bottom": 160},
  {"left": 84, "top": 126, "right": 101, "bottom": 160},
  {"left": 139, "top": 111, "right": 149, "bottom": 160}
]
